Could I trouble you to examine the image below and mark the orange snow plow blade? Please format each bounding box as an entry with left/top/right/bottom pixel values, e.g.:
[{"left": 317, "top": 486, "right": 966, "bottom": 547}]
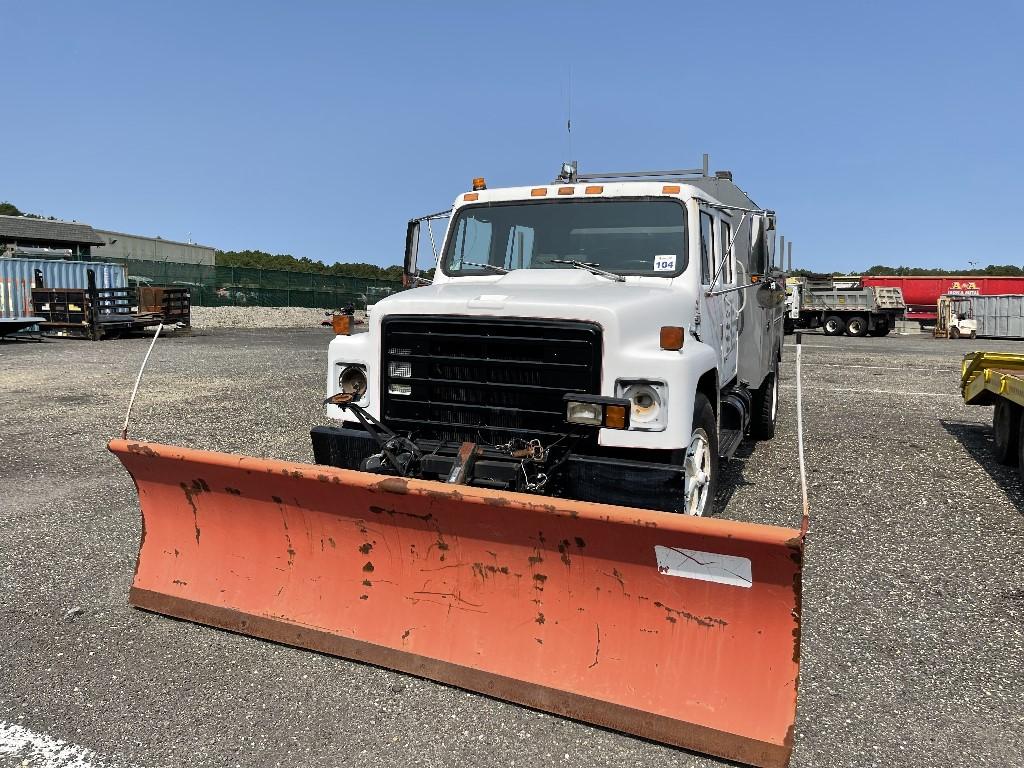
[{"left": 110, "top": 439, "right": 805, "bottom": 768}]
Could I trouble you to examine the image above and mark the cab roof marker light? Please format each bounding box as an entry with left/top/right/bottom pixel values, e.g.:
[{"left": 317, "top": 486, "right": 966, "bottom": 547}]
[
  {"left": 557, "top": 187, "right": 575, "bottom": 195},
  {"left": 662, "top": 185, "right": 681, "bottom": 194},
  {"left": 464, "top": 192, "right": 479, "bottom": 201},
  {"left": 584, "top": 185, "right": 604, "bottom": 194},
  {"left": 531, "top": 188, "right": 548, "bottom": 197}
]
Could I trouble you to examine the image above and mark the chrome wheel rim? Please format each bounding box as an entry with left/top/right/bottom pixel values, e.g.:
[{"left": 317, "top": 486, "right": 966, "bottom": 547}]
[{"left": 684, "top": 429, "right": 712, "bottom": 516}]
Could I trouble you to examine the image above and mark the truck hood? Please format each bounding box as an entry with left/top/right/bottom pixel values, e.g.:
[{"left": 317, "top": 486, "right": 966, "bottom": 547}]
[{"left": 374, "top": 270, "right": 694, "bottom": 330}]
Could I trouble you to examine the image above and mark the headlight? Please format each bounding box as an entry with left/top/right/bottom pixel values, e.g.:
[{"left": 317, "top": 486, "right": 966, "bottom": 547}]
[
  {"left": 615, "top": 380, "right": 667, "bottom": 431},
  {"left": 337, "top": 364, "right": 368, "bottom": 403}
]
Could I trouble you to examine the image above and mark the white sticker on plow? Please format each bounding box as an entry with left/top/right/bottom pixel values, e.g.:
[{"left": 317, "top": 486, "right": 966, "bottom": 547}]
[
  {"left": 653, "top": 254, "right": 676, "bottom": 272},
  {"left": 654, "top": 545, "right": 752, "bottom": 588}
]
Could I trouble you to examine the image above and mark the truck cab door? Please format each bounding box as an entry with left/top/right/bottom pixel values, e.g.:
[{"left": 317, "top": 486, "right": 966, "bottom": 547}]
[{"left": 699, "top": 210, "right": 739, "bottom": 385}]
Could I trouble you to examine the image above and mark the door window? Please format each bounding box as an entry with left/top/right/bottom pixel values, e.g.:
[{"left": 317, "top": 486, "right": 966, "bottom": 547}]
[
  {"left": 699, "top": 211, "right": 714, "bottom": 284},
  {"left": 720, "top": 220, "right": 733, "bottom": 284}
]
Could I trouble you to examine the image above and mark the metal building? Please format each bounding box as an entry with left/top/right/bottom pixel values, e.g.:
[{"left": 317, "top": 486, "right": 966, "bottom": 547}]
[{"left": 93, "top": 230, "right": 216, "bottom": 266}]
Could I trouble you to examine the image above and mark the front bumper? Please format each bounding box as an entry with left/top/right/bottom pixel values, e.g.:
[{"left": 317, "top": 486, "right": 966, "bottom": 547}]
[{"left": 310, "top": 426, "right": 687, "bottom": 513}]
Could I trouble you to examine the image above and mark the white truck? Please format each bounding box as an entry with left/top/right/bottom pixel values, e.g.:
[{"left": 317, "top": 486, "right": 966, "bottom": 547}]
[{"left": 312, "top": 158, "right": 786, "bottom": 517}]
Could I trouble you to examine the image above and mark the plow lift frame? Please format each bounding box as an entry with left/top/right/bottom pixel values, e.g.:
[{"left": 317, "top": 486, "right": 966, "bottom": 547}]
[{"left": 109, "top": 435, "right": 805, "bottom": 768}]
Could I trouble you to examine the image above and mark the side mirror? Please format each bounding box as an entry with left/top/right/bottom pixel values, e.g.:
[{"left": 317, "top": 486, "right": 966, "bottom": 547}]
[
  {"left": 403, "top": 220, "right": 420, "bottom": 288},
  {"left": 755, "top": 279, "right": 786, "bottom": 309}
]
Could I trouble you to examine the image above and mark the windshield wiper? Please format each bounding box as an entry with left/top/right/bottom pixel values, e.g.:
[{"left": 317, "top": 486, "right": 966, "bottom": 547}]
[
  {"left": 550, "top": 259, "right": 626, "bottom": 282},
  {"left": 460, "top": 261, "right": 509, "bottom": 274}
]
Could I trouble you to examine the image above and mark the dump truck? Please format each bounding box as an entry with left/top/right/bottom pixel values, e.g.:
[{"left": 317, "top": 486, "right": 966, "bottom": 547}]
[
  {"left": 961, "top": 351, "right": 1024, "bottom": 474},
  {"left": 784, "top": 275, "right": 905, "bottom": 336},
  {"left": 109, "top": 157, "right": 806, "bottom": 768}
]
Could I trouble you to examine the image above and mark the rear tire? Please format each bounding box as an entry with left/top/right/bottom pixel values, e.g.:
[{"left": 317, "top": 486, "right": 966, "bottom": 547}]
[
  {"left": 823, "top": 315, "right": 846, "bottom": 336},
  {"left": 869, "top": 321, "right": 890, "bottom": 337},
  {"left": 970, "top": 330, "right": 977, "bottom": 340},
  {"left": 751, "top": 365, "right": 779, "bottom": 440},
  {"left": 682, "top": 394, "right": 719, "bottom": 517},
  {"left": 994, "top": 399, "right": 1020, "bottom": 465},
  {"left": 846, "top": 315, "right": 869, "bottom": 337},
  {"left": 950, "top": 326, "right": 961, "bottom": 339}
]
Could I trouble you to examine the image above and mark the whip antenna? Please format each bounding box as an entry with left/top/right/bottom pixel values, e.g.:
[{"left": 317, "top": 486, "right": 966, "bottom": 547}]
[{"left": 121, "top": 323, "right": 163, "bottom": 440}]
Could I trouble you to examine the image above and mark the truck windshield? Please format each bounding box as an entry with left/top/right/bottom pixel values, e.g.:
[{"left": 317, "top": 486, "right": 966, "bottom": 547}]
[{"left": 442, "top": 199, "right": 687, "bottom": 277}]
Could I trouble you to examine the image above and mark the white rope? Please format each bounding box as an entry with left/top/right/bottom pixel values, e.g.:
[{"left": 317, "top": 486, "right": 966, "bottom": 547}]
[
  {"left": 120, "top": 323, "right": 163, "bottom": 439},
  {"left": 795, "top": 332, "right": 809, "bottom": 531}
]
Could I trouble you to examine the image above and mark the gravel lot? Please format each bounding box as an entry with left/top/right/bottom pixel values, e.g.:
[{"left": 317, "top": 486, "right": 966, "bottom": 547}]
[{"left": 0, "top": 329, "right": 1021, "bottom": 767}]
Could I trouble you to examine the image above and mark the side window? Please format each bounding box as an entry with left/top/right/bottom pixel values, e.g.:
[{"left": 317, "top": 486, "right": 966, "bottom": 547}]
[
  {"left": 720, "top": 220, "right": 733, "bottom": 284},
  {"left": 699, "top": 211, "right": 714, "bottom": 284}
]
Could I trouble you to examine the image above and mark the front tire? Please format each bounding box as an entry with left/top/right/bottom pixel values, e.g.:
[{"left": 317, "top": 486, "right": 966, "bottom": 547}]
[
  {"left": 950, "top": 326, "right": 961, "bottom": 339},
  {"left": 751, "top": 365, "right": 779, "bottom": 440},
  {"left": 683, "top": 394, "right": 719, "bottom": 517}
]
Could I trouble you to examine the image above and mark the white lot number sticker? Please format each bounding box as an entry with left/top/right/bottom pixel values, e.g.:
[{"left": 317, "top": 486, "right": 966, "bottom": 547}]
[
  {"left": 654, "top": 254, "right": 676, "bottom": 272},
  {"left": 654, "top": 545, "right": 752, "bottom": 588}
]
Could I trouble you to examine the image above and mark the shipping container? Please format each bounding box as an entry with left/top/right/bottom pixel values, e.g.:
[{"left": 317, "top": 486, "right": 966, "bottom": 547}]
[
  {"left": 861, "top": 276, "right": 1024, "bottom": 322},
  {"left": 0, "top": 258, "right": 126, "bottom": 320}
]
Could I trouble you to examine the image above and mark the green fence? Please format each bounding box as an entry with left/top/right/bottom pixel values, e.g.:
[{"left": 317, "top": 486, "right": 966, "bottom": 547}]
[{"left": 109, "top": 259, "right": 403, "bottom": 309}]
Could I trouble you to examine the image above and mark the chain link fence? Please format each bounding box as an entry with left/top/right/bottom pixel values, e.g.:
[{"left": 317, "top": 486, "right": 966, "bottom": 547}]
[{"left": 109, "top": 259, "right": 403, "bottom": 309}]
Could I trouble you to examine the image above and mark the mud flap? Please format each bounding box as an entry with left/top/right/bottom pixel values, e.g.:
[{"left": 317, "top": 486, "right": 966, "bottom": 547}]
[{"left": 109, "top": 439, "right": 804, "bottom": 768}]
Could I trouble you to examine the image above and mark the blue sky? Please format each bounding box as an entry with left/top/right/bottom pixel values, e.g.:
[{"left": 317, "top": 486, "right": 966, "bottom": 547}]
[{"left": 3, "top": 1, "right": 1021, "bottom": 272}]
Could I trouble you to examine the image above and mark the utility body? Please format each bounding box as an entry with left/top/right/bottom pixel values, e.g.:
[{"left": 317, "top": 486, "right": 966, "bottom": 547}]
[
  {"left": 784, "top": 276, "right": 904, "bottom": 337},
  {"left": 315, "top": 159, "right": 787, "bottom": 517}
]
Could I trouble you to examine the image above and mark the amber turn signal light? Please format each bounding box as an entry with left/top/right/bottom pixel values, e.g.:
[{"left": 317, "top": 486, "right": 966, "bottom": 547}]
[
  {"left": 660, "top": 326, "right": 684, "bottom": 350},
  {"left": 332, "top": 314, "right": 352, "bottom": 336},
  {"left": 604, "top": 405, "right": 627, "bottom": 429}
]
